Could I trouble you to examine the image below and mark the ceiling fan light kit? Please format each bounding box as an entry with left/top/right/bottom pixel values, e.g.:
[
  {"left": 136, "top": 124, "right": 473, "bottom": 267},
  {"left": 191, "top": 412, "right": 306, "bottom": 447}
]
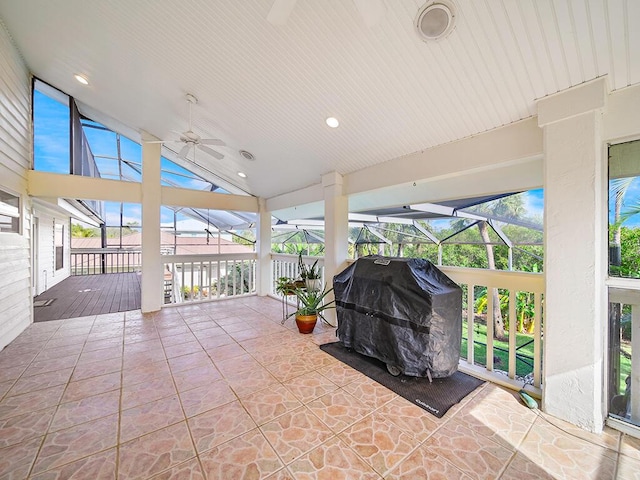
[
  {"left": 160, "top": 93, "right": 226, "bottom": 161},
  {"left": 415, "top": 0, "right": 457, "bottom": 42}
]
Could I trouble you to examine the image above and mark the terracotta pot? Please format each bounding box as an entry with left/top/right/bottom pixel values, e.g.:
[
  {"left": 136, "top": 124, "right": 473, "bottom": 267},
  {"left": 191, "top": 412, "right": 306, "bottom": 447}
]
[{"left": 295, "top": 314, "right": 317, "bottom": 334}]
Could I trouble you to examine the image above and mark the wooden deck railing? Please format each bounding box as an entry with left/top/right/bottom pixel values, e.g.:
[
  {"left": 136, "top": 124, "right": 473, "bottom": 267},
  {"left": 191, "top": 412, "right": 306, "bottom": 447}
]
[{"left": 70, "top": 248, "right": 142, "bottom": 275}]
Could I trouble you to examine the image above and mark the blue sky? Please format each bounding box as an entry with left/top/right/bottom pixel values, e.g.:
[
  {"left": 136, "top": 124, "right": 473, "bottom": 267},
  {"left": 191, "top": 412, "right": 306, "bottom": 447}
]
[
  {"left": 524, "top": 189, "right": 544, "bottom": 217},
  {"left": 33, "top": 90, "right": 69, "bottom": 174},
  {"left": 34, "top": 89, "right": 218, "bottom": 226},
  {"left": 610, "top": 178, "right": 640, "bottom": 227}
]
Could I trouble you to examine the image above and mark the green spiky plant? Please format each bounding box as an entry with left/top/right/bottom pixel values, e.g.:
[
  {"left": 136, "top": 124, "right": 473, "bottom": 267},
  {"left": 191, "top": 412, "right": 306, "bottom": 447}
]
[{"left": 287, "top": 285, "right": 335, "bottom": 320}]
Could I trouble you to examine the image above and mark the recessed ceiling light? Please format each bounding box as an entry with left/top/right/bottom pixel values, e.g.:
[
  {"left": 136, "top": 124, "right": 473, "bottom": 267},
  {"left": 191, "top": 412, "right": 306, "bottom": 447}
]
[
  {"left": 74, "top": 74, "right": 89, "bottom": 85},
  {"left": 237, "top": 172, "right": 247, "bottom": 178},
  {"left": 325, "top": 117, "right": 340, "bottom": 128},
  {"left": 239, "top": 150, "right": 255, "bottom": 161}
]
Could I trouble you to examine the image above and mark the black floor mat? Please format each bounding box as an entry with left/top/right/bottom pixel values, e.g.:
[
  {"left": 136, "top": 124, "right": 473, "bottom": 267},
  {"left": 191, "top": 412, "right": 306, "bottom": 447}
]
[{"left": 320, "top": 341, "right": 484, "bottom": 418}]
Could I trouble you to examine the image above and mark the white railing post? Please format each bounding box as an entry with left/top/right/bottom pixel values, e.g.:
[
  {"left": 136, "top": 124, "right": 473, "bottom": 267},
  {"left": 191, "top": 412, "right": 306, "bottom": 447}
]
[
  {"left": 534, "top": 292, "right": 543, "bottom": 388},
  {"left": 441, "top": 266, "right": 544, "bottom": 397},
  {"left": 508, "top": 290, "right": 517, "bottom": 380},
  {"left": 632, "top": 304, "right": 640, "bottom": 424},
  {"left": 467, "top": 284, "right": 475, "bottom": 366},
  {"left": 486, "top": 290, "right": 494, "bottom": 372}
]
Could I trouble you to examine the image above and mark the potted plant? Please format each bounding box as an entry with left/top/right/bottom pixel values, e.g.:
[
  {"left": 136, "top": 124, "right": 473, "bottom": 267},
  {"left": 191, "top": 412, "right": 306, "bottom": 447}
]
[
  {"left": 275, "top": 276, "right": 304, "bottom": 296},
  {"left": 298, "top": 253, "right": 322, "bottom": 292},
  {"left": 287, "top": 285, "right": 335, "bottom": 334}
]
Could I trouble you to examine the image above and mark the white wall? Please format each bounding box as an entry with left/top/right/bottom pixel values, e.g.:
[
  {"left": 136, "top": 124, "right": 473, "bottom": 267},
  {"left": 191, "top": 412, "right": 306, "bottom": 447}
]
[
  {"left": 32, "top": 207, "right": 71, "bottom": 295},
  {"left": 0, "top": 21, "right": 32, "bottom": 350}
]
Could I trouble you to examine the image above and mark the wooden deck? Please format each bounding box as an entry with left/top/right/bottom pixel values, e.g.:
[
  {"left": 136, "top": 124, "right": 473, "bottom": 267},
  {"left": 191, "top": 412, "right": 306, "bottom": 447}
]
[{"left": 33, "top": 273, "right": 141, "bottom": 322}]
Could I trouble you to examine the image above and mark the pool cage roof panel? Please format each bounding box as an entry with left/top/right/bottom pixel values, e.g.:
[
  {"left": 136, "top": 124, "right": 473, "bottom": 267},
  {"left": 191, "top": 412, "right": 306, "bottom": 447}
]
[{"left": 276, "top": 191, "right": 543, "bottom": 249}]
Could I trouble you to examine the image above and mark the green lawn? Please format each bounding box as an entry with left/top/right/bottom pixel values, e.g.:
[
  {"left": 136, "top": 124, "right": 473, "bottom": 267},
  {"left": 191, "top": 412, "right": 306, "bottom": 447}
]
[
  {"left": 617, "top": 344, "right": 632, "bottom": 395},
  {"left": 461, "top": 322, "right": 633, "bottom": 393},
  {"left": 460, "top": 321, "right": 538, "bottom": 378}
]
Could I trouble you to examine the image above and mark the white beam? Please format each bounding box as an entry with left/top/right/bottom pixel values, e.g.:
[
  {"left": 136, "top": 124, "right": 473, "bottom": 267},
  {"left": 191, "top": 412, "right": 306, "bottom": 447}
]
[
  {"left": 266, "top": 184, "right": 323, "bottom": 213},
  {"left": 57, "top": 199, "right": 100, "bottom": 227},
  {"left": 348, "top": 156, "right": 542, "bottom": 214},
  {"left": 346, "top": 117, "right": 542, "bottom": 197},
  {"left": 412, "top": 221, "right": 440, "bottom": 245},
  {"left": 603, "top": 83, "right": 640, "bottom": 143},
  {"left": 28, "top": 170, "right": 141, "bottom": 203},
  {"left": 410, "top": 203, "right": 486, "bottom": 221},
  {"left": 161, "top": 185, "right": 258, "bottom": 212},
  {"left": 538, "top": 77, "right": 608, "bottom": 127},
  {"left": 364, "top": 226, "right": 391, "bottom": 245}
]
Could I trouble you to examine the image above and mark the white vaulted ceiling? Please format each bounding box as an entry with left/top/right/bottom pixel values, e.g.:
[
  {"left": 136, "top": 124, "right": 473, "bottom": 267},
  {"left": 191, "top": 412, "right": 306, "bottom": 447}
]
[{"left": 0, "top": 0, "right": 638, "bottom": 199}]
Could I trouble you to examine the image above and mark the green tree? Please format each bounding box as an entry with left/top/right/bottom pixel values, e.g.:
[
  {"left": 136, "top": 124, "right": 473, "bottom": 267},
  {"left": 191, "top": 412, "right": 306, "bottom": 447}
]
[
  {"left": 71, "top": 223, "right": 97, "bottom": 237},
  {"left": 459, "top": 195, "right": 526, "bottom": 340},
  {"left": 616, "top": 227, "right": 640, "bottom": 277}
]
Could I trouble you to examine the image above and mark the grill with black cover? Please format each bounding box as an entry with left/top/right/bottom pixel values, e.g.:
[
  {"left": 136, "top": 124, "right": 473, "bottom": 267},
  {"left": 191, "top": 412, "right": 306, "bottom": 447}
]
[{"left": 333, "top": 255, "right": 462, "bottom": 379}]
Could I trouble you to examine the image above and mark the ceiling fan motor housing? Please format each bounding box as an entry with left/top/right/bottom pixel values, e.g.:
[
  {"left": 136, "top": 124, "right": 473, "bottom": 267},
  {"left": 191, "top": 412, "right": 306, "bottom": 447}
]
[{"left": 181, "top": 130, "right": 200, "bottom": 143}]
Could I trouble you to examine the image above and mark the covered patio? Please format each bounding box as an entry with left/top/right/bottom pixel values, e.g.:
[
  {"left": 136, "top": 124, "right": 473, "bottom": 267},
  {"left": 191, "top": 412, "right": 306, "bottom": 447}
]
[
  {"left": 1, "top": 296, "right": 639, "bottom": 479},
  {"left": 1, "top": 0, "right": 640, "bottom": 478}
]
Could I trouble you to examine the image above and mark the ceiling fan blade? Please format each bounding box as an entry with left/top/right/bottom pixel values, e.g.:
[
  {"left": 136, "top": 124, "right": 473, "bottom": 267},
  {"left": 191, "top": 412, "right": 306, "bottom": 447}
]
[
  {"left": 200, "top": 138, "right": 226, "bottom": 147},
  {"left": 267, "top": 0, "right": 297, "bottom": 25},
  {"left": 353, "top": 0, "right": 385, "bottom": 28},
  {"left": 198, "top": 144, "right": 224, "bottom": 160},
  {"left": 178, "top": 143, "right": 191, "bottom": 159}
]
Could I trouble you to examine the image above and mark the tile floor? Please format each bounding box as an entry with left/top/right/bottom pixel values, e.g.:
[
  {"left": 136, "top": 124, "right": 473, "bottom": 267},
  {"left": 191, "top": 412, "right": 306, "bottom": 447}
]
[{"left": 0, "top": 296, "right": 639, "bottom": 479}]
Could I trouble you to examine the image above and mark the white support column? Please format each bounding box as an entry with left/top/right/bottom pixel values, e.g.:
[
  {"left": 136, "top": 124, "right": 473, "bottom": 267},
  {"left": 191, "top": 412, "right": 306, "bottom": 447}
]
[
  {"left": 538, "top": 78, "right": 608, "bottom": 432},
  {"left": 256, "top": 198, "right": 272, "bottom": 296},
  {"left": 323, "top": 172, "right": 349, "bottom": 327},
  {"left": 140, "top": 141, "right": 163, "bottom": 313}
]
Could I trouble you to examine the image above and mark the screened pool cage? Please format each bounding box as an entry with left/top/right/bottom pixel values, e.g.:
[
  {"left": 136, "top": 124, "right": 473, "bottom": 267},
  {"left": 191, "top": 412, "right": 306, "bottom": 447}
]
[{"left": 271, "top": 192, "right": 544, "bottom": 271}]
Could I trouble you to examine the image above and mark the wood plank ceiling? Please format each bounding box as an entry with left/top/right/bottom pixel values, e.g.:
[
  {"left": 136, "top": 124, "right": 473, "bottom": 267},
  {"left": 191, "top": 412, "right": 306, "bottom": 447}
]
[{"left": 0, "top": 0, "right": 638, "bottom": 199}]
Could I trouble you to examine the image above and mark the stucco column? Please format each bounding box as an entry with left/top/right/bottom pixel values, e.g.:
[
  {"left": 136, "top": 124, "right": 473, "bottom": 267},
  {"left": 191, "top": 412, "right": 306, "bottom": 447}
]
[
  {"left": 323, "top": 172, "right": 349, "bottom": 326},
  {"left": 140, "top": 140, "right": 163, "bottom": 313},
  {"left": 538, "top": 78, "right": 608, "bottom": 432},
  {"left": 256, "top": 198, "right": 272, "bottom": 296}
]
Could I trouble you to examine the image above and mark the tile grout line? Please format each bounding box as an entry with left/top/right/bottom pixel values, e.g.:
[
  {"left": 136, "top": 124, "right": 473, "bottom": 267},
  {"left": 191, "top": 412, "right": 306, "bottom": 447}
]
[
  {"left": 23, "top": 316, "right": 86, "bottom": 479},
  {"left": 156, "top": 308, "right": 207, "bottom": 480}
]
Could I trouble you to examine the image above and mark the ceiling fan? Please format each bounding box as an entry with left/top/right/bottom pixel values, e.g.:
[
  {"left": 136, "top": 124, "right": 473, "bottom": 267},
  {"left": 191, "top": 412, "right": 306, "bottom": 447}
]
[
  {"left": 267, "top": 0, "right": 385, "bottom": 27},
  {"left": 157, "top": 93, "right": 226, "bottom": 161}
]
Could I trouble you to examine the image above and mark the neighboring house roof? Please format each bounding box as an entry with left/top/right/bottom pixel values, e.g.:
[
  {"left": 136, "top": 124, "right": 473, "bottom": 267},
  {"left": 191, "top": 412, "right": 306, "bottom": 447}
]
[{"left": 71, "top": 232, "right": 253, "bottom": 255}]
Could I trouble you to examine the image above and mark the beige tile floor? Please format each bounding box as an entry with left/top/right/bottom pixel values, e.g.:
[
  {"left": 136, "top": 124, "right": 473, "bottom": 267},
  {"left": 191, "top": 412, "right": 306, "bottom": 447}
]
[{"left": 0, "top": 296, "right": 639, "bottom": 479}]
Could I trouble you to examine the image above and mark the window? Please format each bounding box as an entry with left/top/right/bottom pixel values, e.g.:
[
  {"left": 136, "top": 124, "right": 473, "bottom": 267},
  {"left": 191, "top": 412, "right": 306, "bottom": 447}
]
[
  {"left": 33, "top": 80, "right": 71, "bottom": 174},
  {"left": 609, "top": 140, "right": 640, "bottom": 279},
  {"left": 55, "top": 222, "right": 64, "bottom": 270},
  {"left": 0, "top": 189, "right": 20, "bottom": 234},
  {"left": 607, "top": 139, "right": 640, "bottom": 428}
]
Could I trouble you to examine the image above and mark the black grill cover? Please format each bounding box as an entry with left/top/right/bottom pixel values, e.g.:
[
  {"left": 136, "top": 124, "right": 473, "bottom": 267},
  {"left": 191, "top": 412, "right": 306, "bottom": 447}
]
[{"left": 333, "top": 256, "right": 462, "bottom": 378}]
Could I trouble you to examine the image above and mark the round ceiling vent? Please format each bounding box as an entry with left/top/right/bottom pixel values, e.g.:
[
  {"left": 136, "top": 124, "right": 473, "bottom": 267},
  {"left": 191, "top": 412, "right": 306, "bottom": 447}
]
[
  {"left": 415, "top": 1, "right": 457, "bottom": 42},
  {"left": 239, "top": 150, "right": 255, "bottom": 161}
]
